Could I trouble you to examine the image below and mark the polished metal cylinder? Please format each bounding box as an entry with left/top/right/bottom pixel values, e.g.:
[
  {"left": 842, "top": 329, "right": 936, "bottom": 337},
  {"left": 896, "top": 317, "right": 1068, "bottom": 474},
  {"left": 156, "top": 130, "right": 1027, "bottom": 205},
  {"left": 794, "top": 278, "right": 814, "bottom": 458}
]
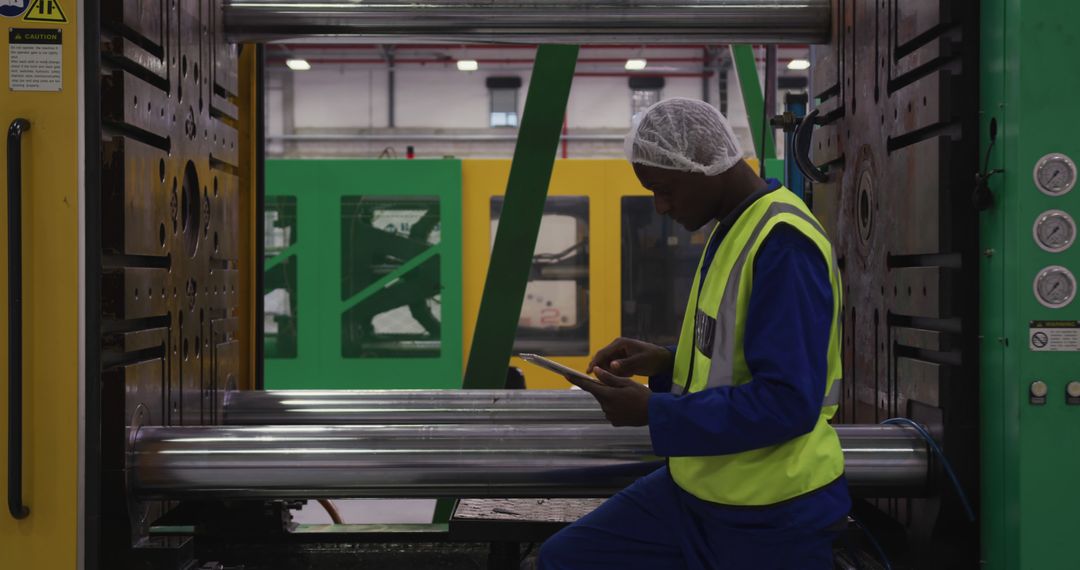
[
  {"left": 223, "top": 0, "right": 832, "bottom": 44},
  {"left": 224, "top": 389, "right": 607, "bottom": 425},
  {"left": 131, "top": 423, "right": 928, "bottom": 499}
]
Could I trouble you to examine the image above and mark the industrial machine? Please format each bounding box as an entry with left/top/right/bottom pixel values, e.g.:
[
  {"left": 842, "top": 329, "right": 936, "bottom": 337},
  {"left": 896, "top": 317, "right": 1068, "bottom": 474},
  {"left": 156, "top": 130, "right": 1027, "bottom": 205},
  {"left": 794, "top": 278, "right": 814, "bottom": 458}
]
[
  {"left": 261, "top": 158, "right": 684, "bottom": 391},
  {"left": 1, "top": 0, "right": 1077, "bottom": 569}
]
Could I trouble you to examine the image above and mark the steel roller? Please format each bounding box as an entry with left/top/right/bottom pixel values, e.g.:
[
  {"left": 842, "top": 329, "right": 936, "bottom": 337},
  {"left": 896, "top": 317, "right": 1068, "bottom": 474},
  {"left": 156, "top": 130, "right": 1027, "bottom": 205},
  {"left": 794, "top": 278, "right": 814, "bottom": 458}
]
[
  {"left": 224, "top": 389, "right": 608, "bottom": 424},
  {"left": 223, "top": 0, "right": 832, "bottom": 44},
  {"left": 131, "top": 424, "right": 928, "bottom": 499}
]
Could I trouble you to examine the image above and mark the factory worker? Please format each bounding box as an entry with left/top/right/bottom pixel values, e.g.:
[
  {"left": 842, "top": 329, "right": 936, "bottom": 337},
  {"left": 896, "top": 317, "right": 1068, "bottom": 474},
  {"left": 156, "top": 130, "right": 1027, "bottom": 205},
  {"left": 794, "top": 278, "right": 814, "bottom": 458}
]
[{"left": 538, "top": 98, "right": 849, "bottom": 570}]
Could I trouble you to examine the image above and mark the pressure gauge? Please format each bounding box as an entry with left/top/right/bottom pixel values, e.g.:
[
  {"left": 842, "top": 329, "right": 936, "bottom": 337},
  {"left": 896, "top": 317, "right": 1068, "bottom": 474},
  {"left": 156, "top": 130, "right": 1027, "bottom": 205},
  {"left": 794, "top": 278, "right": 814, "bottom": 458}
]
[
  {"left": 1033, "top": 265, "right": 1077, "bottom": 309},
  {"left": 1033, "top": 153, "right": 1077, "bottom": 196},
  {"left": 1032, "top": 210, "right": 1076, "bottom": 252}
]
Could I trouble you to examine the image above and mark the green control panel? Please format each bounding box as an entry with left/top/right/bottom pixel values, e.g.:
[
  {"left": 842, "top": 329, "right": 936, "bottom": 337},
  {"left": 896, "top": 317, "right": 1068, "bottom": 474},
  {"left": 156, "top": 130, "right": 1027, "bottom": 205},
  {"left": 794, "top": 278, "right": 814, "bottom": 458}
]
[{"left": 981, "top": 1, "right": 1080, "bottom": 567}]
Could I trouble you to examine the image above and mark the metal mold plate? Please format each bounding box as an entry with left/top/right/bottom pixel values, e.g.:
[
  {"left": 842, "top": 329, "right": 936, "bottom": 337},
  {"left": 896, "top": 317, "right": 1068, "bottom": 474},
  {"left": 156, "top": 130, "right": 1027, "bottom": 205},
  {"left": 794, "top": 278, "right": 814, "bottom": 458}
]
[
  {"left": 810, "top": 0, "right": 979, "bottom": 560},
  {"left": 99, "top": 0, "right": 242, "bottom": 559}
]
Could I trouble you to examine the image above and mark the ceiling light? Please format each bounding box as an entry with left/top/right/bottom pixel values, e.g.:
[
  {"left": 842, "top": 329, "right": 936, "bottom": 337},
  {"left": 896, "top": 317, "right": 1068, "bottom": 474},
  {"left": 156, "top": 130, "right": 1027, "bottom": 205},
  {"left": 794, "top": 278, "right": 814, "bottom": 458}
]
[
  {"left": 457, "top": 59, "right": 478, "bottom": 71},
  {"left": 625, "top": 58, "right": 648, "bottom": 71},
  {"left": 787, "top": 59, "right": 811, "bottom": 71},
  {"left": 286, "top": 58, "right": 311, "bottom": 71}
]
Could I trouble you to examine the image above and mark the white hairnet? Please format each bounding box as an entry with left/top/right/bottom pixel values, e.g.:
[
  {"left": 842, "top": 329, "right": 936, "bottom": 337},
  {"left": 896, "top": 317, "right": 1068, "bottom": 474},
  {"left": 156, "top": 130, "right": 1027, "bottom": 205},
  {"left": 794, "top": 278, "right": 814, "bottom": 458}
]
[{"left": 624, "top": 97, "right": 744, "bottom": 176}]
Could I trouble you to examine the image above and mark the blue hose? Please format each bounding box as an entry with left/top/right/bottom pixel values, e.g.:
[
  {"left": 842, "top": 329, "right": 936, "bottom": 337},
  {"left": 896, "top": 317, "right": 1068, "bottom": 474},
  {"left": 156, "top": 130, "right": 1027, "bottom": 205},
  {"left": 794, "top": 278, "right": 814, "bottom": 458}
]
[
  {"left": 850, "top": 514, "right": 893, "bottom": 570},
  {"left": 881, "top": 417, "right": 977, "bottom": 522}
]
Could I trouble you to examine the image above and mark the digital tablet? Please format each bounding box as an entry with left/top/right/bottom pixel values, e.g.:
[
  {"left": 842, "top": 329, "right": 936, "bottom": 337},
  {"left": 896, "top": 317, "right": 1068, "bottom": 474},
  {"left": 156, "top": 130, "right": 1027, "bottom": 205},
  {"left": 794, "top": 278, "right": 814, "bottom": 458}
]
[{"left": 518, "top": 353, "right": 601, "bottom": 385}]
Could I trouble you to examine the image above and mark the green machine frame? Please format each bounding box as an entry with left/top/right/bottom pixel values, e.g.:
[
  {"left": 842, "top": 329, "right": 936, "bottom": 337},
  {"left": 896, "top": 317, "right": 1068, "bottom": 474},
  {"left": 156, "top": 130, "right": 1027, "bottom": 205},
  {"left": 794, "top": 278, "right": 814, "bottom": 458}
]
[
  {"left": 263, "top": 159, "right": 463, "bottom": 390},
  {"left": 981, "top": 1, "right": 1080, "bottom": 568}
]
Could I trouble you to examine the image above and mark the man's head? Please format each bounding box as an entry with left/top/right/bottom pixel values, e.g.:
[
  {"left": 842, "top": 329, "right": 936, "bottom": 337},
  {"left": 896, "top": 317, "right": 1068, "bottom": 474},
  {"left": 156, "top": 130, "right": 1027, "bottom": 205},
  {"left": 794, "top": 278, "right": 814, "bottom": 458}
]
[{"left": 625, "top": 98, "right": 748, "bottom": 231}]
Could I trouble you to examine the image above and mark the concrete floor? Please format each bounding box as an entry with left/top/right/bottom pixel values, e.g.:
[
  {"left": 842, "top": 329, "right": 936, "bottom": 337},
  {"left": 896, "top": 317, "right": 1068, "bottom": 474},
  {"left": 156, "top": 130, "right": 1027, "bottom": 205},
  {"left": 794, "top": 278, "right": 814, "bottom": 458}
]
[{"left": 292, "top": 499, "right": 438, "bottom": 524}]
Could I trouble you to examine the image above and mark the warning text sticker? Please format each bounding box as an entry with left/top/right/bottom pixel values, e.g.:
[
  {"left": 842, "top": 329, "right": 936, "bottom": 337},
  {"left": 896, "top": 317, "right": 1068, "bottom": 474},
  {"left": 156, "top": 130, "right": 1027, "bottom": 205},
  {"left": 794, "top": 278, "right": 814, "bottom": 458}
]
[
  {"left": 8, "top": 28, "right": 61, "bottom": 92},
  {"left": 1029, "top": 320, "right": 1080, "bottom": 352}
]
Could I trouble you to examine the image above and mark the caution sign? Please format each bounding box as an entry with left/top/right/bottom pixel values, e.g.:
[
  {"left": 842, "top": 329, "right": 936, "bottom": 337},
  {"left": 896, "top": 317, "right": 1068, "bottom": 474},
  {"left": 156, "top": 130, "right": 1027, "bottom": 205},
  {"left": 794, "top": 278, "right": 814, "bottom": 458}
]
[
  {"left": 8, "top": 28, "right": 62, "bottom": 91},
  {"left": 0, "top": 0, "right": 31, "bottom": 19},
  {"left": 1029, "top": 320, "right": 1080, "bottom": 352},
  {"left": 21, "top": 0, "right": 65, "bottom": 23}
]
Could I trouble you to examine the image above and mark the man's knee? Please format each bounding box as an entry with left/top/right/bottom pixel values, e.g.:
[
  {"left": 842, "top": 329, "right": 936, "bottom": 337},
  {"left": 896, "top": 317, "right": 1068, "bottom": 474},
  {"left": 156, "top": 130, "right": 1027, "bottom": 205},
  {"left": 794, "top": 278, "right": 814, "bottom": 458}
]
[{"left": 536, "top": 528, "right": 575, "bottom": 569}]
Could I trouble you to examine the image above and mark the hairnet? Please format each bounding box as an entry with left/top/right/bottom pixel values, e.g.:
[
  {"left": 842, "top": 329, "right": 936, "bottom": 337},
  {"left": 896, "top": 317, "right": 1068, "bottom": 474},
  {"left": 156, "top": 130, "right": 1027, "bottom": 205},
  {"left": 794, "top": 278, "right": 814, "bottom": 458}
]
[{"left": 624, "top": 97, "right": 744, "bottom": 176}]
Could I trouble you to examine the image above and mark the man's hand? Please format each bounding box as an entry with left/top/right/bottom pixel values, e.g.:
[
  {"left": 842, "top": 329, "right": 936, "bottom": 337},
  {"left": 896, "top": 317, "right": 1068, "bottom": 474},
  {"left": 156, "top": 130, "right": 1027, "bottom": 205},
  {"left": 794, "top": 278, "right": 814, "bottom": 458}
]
[
  {"left": 569, "top": 368, "right": 652, "bottom": 427},
  {"left": 588, "top": 338, "right": 673, "bottom": 377}
]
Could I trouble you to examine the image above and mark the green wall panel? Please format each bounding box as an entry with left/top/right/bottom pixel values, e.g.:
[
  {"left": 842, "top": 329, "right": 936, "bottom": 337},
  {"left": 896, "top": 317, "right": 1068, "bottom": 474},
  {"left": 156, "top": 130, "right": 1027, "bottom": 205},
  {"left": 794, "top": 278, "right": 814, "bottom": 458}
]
[{"left": 263, "top": 159, "right": 463, "bottom": 390}]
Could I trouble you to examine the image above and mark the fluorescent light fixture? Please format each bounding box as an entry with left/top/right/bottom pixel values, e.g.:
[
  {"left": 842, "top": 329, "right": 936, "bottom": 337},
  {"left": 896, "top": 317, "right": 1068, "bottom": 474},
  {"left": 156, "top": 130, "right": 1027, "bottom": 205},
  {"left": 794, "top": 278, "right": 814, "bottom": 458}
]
[
  {"left": 625, "top": 58, "right": 648, "bottom": 71},
  {"left": 286, "top": 58, "right": 311, "bottom": 71},
  {"left": 457, "top": 59, "right": 479, "bottom": 71},
  {"left": 787, "top": 59, "right": 811, "bottom": 71}
]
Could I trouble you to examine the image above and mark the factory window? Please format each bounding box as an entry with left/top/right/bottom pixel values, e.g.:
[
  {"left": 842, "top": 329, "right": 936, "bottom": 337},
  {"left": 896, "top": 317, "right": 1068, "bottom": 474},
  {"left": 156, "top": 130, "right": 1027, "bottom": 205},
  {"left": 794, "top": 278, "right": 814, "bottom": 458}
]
[
  {"left": 264, "top": 196, "right": 298, "bottom": 358},
  {"left": 491, "top": 196, "right": 590, "bottom": 356},
  {"left": 629, "top": 76, "right": 665, "bottom": 123},
  {"left": 620, "top": 196, "right": 715, "bottom": 347},
  {"left": 488, "top": 76, "right": 522, "bottom": 128},
  {"left": 340, "top": 196, "right": 442, "bottom": 358}
]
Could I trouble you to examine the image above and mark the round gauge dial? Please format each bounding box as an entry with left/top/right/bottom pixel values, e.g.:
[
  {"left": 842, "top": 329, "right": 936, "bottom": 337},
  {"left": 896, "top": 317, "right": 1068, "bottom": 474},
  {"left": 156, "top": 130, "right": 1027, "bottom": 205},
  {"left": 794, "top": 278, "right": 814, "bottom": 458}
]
[
  {"left": 1032, "top": 210, "right": 1076, "bottom": 252},
  {"left": 1033, "top": 153, "right": 1077, "bottom": 196},
  {"left": 1033, "top": 266, "right": 1077, "bottom": 309}
]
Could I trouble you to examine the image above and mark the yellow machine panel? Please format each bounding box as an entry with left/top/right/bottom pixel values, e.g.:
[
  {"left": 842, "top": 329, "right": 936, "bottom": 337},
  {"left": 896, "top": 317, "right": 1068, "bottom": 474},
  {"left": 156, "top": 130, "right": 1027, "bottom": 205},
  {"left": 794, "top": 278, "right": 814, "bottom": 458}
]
[
  {"left": 463, "top": 159, "right": 647, "bottom": 389},
  {"left": 462, "top": 158, "right": 763, "bottom": 389},
  {"left": 0, "top": 1, "right": 83, "bottom": 567}
]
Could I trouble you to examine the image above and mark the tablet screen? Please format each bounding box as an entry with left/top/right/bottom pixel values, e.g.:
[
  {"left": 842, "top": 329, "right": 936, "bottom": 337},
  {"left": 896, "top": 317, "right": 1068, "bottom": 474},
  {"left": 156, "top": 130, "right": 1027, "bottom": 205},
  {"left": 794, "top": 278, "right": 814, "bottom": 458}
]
[{"left": 518, "top": 353, "right": 599, "bottom": 384}]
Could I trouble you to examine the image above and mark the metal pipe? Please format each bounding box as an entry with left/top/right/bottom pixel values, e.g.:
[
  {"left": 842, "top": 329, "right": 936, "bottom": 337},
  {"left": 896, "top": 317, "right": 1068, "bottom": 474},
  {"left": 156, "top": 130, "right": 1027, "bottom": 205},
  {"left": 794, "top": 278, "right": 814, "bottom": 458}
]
[
  {"left": 384, "top": 46, "right": 396, "bottom": 128},
  {"left": 230, "top": 389, "right": 596, "bottom": 402},
  {"left": 224, "top": 0, "right": 832, "bottom": 44},
  {"left": 762, "top": 44, "right": 777, "bottom": 177},
  {"left": 131, "top": 424, "right": 928, "bottom": 499},
  {"left": 224, "top": 389, "right": 608, "bottom": 425},
  {"left": 266, "top": 133, "right": 626, "bottom": 143}
]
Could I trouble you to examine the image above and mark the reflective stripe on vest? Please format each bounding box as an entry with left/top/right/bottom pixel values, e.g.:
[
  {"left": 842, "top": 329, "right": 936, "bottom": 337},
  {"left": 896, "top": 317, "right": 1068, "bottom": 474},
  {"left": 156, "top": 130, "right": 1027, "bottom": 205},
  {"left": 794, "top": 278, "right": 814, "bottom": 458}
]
[
  {"left": 668, "top": 188, "right": 846, "bottom": 506},
  {"left": 676, "top": 200, "right": 842, "bottom": 406}
]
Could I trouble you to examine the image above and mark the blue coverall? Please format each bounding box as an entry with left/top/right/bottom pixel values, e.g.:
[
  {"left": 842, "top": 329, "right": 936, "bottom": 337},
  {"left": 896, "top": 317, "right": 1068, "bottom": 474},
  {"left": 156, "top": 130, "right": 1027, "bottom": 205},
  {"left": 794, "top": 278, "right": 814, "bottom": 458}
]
[{"left": 538, "top": 183, "right": 851, "bottom": 569}]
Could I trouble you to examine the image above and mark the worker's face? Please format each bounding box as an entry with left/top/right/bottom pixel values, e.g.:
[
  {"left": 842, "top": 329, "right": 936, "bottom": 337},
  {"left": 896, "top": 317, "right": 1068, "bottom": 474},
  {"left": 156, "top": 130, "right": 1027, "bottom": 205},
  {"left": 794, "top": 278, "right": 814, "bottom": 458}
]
[{"left": 633, "top": 164, "right": 721, "bottom": 231}]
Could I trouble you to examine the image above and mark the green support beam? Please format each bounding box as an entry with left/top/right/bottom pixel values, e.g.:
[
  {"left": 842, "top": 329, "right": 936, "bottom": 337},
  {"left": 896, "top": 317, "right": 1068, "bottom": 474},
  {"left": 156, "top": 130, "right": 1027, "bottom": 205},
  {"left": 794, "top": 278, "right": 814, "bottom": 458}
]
[
  {"left": 439, "top": 44, "right": 579, "bottom": 526},
  {"left": 462, "top": 45, "right": 580, "bottom": 389},
  {"left": 730, "top": 45, "right": 777, "bottom": 162}
]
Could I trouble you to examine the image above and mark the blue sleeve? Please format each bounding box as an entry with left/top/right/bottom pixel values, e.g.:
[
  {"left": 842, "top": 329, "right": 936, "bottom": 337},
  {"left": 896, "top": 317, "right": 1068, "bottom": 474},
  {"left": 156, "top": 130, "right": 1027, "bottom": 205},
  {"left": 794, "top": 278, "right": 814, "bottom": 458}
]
[
  {"left": 648, "top": 345, "right": 677, "bottom": 393},
  {"left": 648, "top": 224, "right": 833, "bottom": 457}
]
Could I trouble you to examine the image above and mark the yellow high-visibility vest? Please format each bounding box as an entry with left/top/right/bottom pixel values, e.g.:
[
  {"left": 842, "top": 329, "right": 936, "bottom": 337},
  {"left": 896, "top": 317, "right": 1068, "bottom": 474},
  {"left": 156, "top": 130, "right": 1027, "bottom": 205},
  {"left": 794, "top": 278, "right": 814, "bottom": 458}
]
[{"left": 669, "top": 187, "right": 844, "bottom": 506}]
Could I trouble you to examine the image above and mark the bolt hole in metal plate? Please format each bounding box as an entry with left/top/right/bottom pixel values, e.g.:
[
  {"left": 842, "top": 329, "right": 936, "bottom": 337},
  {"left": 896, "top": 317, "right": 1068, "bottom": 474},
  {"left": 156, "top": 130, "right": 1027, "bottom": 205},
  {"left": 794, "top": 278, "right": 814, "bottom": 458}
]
[
  {"left": 1033, "top": 153, "right": 1077, "bottom": 197},
  {"left": 181, "top": 161, "right": 201, "bottom": 257},
  {"left": 1032, "top": 210, "right": 1076, "bottom": 253},
  {"left": 857, "top": 169, "right": 875, "bottom": 244},
  {"left": 1033, "top": 265, "right": 1077, "bottom": 309}
]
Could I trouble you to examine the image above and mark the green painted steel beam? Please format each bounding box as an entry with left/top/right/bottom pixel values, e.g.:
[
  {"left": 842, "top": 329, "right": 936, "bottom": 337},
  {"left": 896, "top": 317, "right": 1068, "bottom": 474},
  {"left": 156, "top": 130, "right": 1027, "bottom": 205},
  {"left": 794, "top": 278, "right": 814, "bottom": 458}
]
[
  {"left": 264, "top": 244, "right": 299, "bottom": 271},
  {"left": 340, "top": 246, "right": 441, "bottom": 312},
  {"left": 462, "top": 45, "right": 579, "bottom": 390},
  {"left": 730, "top": 45, "right": 777, "bottom": 161},
  {"left": 430, "top": 498, "right": 457, "bottom": 525}
]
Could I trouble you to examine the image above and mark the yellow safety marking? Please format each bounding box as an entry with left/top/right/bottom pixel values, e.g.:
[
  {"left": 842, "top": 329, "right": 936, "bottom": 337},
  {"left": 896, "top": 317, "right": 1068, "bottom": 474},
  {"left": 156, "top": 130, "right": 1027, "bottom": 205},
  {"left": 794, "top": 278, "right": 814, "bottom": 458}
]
[{"left": 21, "top": 0, "right": 66, "bottom": 23}]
